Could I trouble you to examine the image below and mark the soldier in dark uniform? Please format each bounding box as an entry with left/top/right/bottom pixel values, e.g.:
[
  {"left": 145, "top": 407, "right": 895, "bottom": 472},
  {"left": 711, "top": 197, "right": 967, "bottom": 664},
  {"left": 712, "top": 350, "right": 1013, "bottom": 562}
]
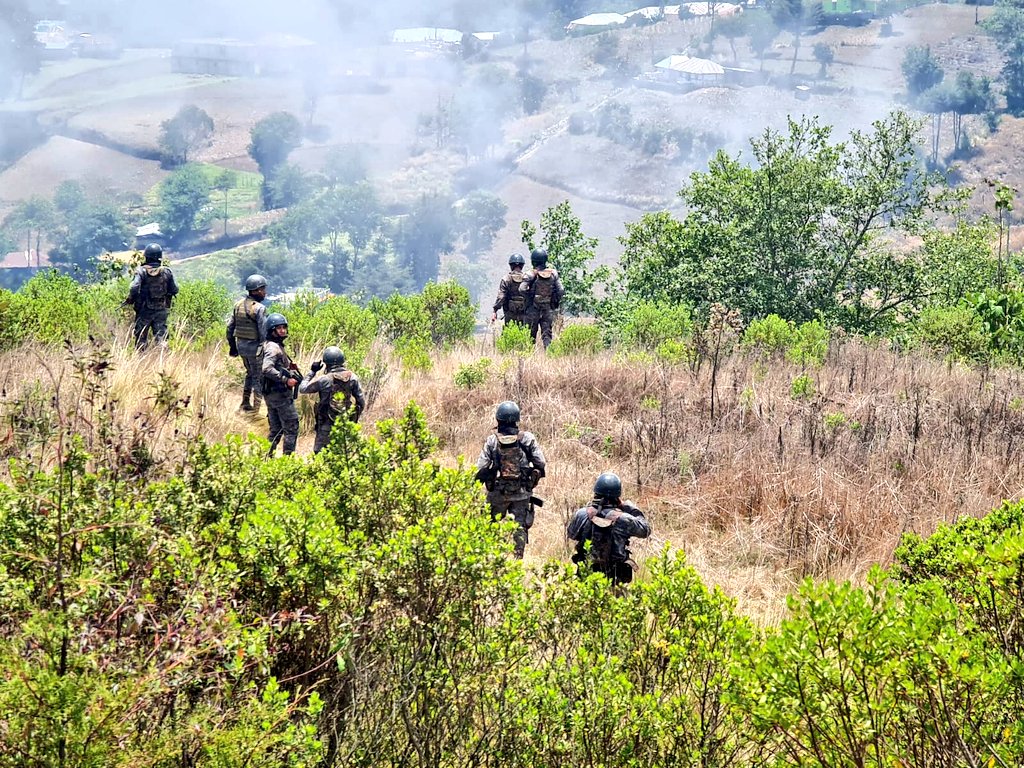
[
  {"left": 567, "top": 472, "right": 652, "bottom": 585},
  {"left": 261, "top": 313, "right": 300, "bottom": 456},
  {"left": 474, "top": 401, "right": 546, "bottom": 558},
  {"left": 128, "top": 243, "right": 179, "bottom": 350},
  {"left": 519, "top": 248, "right": 565, "bottom": 349},
  {"left": 491, "top": 252, "right": 529, "bottom": 327},
  {"left": 298, "top": 346, "right": 366, "bottom": 454},
  {"left": 227, "top": 274, "right": 268, "bottom": 413}
]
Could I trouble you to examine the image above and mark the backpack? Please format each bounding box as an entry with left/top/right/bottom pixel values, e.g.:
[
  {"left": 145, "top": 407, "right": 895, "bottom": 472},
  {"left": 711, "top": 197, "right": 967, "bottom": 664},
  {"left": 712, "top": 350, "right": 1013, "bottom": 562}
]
[
  {"left": 586, "top": 504, "right": 617, "bottom": 565},
  {"left": 506, "top": 273, "right": 527, "bottom": 313},
  {"left": 532, "top": 269, "right": 555, "bottom": 308},
  {"left": 142, "top": 266, "right": 170, "bottom": 310},
  {"left": 318, "top": 371, "right": 355, "bottom": 423},
  {"left": 494, "top": 433, "right": 526, "bottom": 491}
]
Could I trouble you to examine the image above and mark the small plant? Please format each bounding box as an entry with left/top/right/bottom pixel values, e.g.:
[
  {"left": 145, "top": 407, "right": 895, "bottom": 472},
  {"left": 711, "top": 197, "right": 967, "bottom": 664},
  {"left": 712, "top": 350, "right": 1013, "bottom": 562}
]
[
  {"left": 620, "top": 300, "right": 692, "bottom": 350},
  {"left": 742, "top": 314, "right": 794, "bottom": 353},
  {"left": 641, "top": 395, "right": 660, "bottom": 410},
  {"left": 785, "top": 320, "right": 830, "bottom": 367},
  {"left": 395, "top": 337, "right": 432, "bottom": 375},
  {"left": 454, "top": 358, "right": 491, "bottom": 390},
  {"left": 823, "top": 411, "right": 848, "bottom": 432},
  {"left": 655, "top": 338, "right": 694, "bottom": 365},
  {"left": 549, "top": 323, "right": 604, "bottom": 357},
  {"left": 915, "top": 305, "right": 989, "bottom": 363},
  {"left": 791, "top": 374, "right": 816, "bottom": 400},
  {"left": 496, "top": 322, "right": 534, "bottom": 354},
  {"left": 740, "top": 386, "right": 755, "bottom": 411}
]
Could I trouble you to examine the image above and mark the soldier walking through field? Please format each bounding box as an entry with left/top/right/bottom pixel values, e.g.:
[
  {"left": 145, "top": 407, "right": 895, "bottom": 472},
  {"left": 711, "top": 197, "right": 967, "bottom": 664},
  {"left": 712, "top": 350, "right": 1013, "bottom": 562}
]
[
  {"left": 567, "top": 472, "right": 652, "bottom": 585},
  {"left": 261, "top": 312, "right": 300, "bottom": 456},
  {"left": 520, "top": 248, "right": 564, "bottom": 349},
  {"left": 227, "top": 274, "right": 268, "bottom": 413},
  {"left": 474, "top": 401, "right": 546, "bottom": 559},
  {"left": 298, "top": 346, "right": 366, "bottom": 454},
  {"left": 491, "top": 253, "right": 529, "bottom": 328},
  {"left": 128, "top": 243, "right": 178, "bottom": 350}
]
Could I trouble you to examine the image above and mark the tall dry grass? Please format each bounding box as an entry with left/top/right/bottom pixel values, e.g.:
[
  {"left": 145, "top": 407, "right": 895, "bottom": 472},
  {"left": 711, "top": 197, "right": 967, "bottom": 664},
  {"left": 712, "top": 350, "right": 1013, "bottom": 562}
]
[{"left": 3, "top": 334, "right": 1024, "bottom": 622}]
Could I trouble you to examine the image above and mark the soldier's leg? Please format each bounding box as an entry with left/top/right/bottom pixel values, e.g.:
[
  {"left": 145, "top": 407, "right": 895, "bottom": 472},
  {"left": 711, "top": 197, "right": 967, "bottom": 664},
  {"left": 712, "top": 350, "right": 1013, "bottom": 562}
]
[
  {"left": 312, "top": 415, "right": 334, "bottom": 453},
  {"left": 508, "top": 498, "right": 533, "bottom": 559},
  {"left": 251, "top": 354, "right": 264, "bottom": 411},
  {"left": 527, "top": 310, "right": 541, "bottom": 348},
  {"left": 133, "top": 312, "right": 150, "bottom": 350},
  {"left": 540, "top": 308, "right": 555, "bottom": 349},
  {"left": 267, "top": 400, "right": 284, "bottom": 454},
  {"left": 486, "top": 492, "right": 511, "bottom": 523},
  {"left": 280, "top": 399, "right": 299, "bottom": 455},
  {"left": 151, "top": 310, "right": 169, "bottom": 346},
  {"left": 240, "top": 356, "right": 257, "bottom": 410}
]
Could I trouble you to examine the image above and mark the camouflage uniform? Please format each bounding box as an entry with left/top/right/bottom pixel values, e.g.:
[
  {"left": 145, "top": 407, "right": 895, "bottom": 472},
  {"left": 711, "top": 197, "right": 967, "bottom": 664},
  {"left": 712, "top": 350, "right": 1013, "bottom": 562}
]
[
  {"left": 520, "top": 267, "right": 565, "bottom": 349},
  {"left": 226, "top": 296, "right": 268, "bottom": 410},
  {"left": 492, "top": 270, "right": 529, "bottom": 327},
  {"left": 298, "top": 367, "right": 366, "bottom": 453},
  {"left": 567, "top": 501, "right": 652, "bottom": 584},
  {"left": 261, "top": 339, "right": 300, "bottom": 455},
  {"left": 128, "top": 263, "right": 178, "bottom": 349},
  {"left": 474, "top": 430, "right": 546, "bottom": 558}
]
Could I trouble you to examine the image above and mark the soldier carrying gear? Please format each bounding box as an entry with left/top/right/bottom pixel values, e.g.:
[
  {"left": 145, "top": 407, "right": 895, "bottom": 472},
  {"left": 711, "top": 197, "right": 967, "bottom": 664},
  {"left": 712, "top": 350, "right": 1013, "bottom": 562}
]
[
  {"left": 519, "top": 247, "right": 565, "bottom": 350},
  {"left": 474, "top": 400, "right": 546, "bottom": 559},
  {"left": 127, "top": 243, "right": 179, "bottom": 350},
  {"left": 227, "top": 274, "right": 268, "bottom": 413},
  {"left": 491, "top": 252, "right": 529, "bottom": 327},
  {"left": 298, "top": 345, "right": 366, "bottom": 454},
  {"left": 261, "top": 313, "right": 300, "bottom": 456},
  {"left": 567, "top": 471, "right": 652, "bottom": 585}
]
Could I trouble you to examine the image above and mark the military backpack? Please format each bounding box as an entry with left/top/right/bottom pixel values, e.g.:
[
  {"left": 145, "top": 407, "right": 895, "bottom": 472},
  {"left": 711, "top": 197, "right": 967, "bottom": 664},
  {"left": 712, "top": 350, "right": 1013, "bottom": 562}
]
[
  {"left": 532, "top": 269, "right": 556, "bottom": 308},
  {"left": 493, "top": 432, "right": 527, "bottom": 492},
  {"left": 142, "top": 266, "right": 170, "bottom": 310},
  {"left": 506, "top": 272, "right": 527, "bottom": 314}
]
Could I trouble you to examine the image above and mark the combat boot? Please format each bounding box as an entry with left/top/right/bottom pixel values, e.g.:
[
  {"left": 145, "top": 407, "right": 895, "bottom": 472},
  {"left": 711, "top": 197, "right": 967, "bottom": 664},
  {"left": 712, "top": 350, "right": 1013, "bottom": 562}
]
[
  {"left": 250, "top": 394, "right": 263, "bottom": 413},
  {"left": 240, "top": 390, "right": 254, "bottom": 412}
]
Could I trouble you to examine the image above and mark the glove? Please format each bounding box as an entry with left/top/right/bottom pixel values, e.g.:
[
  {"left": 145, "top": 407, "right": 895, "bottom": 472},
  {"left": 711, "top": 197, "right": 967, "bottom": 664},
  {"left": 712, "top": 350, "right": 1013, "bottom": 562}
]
[
  {"left": 228, "top": 339, "right": 239, "bottom": 357},
  {"left": 310, "top": 360, "right": 323, "bottom": 373}
]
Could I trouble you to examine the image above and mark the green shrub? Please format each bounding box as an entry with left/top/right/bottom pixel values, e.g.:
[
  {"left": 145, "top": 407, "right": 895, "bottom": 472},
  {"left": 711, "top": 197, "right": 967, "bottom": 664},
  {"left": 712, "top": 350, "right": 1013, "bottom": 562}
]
[
  {"left": 12, "top": 271, "right": 93, "bottom": 345},
  {"left": 394, "top": 336, "right": 433, "bottom": 374},
  {"left": 496, "top": 322, "right": 534, "bottom": 354},
  {"left": 915, "top": 305, "right": 989, "bottom": 362},
  {"left": 454, "top": 358, "right": 491, "bottom": 390},
  {"left": 655, "top": 338, "right": 695, "bottom": 365},
  {"left": 620, "top": 300, "right": 692, "bottom": 350},
  {"left": 421, "top": 280, "right": 476, "bottom": 348},
  {"left": 790, "top": 373, "right": 815, "bottom": 400},
  {"left": 277, "top": 292, "right": 378, "bottom": 364},
  {"left": 369, "top": 292, "right": 431, "bottom": 344},
  {"left": 742, "top": 314, "right": 794, "bottom": 353},
  {"left": 785, "top": 320, "right": 829, "bottom": 367},
  {"left": 548, "top": 323, "right": 604, "bottom": 357},
  {"left": 169, "top": 279, "right": 232, "bottom": 347}
]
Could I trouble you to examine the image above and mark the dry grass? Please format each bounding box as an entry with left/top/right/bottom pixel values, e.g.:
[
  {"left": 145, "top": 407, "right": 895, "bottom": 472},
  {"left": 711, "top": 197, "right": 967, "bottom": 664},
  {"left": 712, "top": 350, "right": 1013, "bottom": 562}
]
[{"left": 4, "top": 334, "right": 1024, "bottom": 622}]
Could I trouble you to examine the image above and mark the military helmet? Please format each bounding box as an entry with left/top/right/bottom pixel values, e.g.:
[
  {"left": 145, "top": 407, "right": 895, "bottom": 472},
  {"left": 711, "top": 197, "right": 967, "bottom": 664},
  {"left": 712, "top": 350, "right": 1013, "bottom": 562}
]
[
  {"left": 508, "top": 252, "right": 526, "bottom": 268},
  {"left": 593, "top": 472, "right": 622, "bottom": 500},
  {"left": 495, "top": 400, "right": 520, "bottom": 425},
  {"left": 143, "top": 243, "right": 163, "bottom": 263},
  {"left": 323, "top": 346, "right": 345, "bottom": 368},
  {"left": 530, "top": 247, "right": 548, "bottom": 267},
  {"left": 265, "top": 312, "right": 288, "bottom": 334},
  {"left": 245, "top": 274, "right": 267, "bottom": 292}
]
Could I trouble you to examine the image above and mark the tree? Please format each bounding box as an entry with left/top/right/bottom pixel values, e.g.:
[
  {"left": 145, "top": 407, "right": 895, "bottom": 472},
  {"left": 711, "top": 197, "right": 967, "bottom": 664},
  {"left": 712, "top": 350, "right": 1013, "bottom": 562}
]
[
  {"left": 620, "top": 111, "right": 951, "bottom": 331},
  {"left": 212, "top": 169, "right": 238, "bottom": 237},
  {"left": 901, "top": 45, "right": 944, "bottom": 101},
  {"left": 233, "top": 242, "right": 309, "bottom": 289},
  {"left": 716, "top": 14, "right": 749, "bottom": 64},
  {"left": 984, "top": 0, "right": 1024, "bottom": 115},
  {"left": 813, "top": 42, "right": 834, "bottom": 78},
  {"left": 748, "top": 15, "right": 778, "bottom": 71},
  {"left": 518, "top": 72, "right": 548, "bottom": 115},
  {"left": 0, "top": 0, "right": 41, "bottom": 98},
  {"left": 919, "top": 82, "right": 956, "bottom": 166},
  {"left": 521, "top": 200, "right": 603, "bottom": 315},
  {"left": 158, "top": 164, "right": 212, "bottom": 242},
  {"left": 771, "top": 0, "right": 819, "bottom": 75},
  {"left": 158, "top": 105, "right": 214, "bottom": 167},
  {"left": 266, "top": 163, "right": 313, "bottom": 209},
  {"left": 248, "top": 112, "right": 303, "bottom": 208},
  {"left": 324, "top": 145, "right": 368, "bottom": 186},
  {"left": 456, "top": 191, "right": 508, "bottom": 256},
  {"left": 393, "top": 194, "right": 457, "bottom": 288},
  {"left": 314, "top": 183, "right": 383, "bottom": 291},
  {"left": 49, "top": 201, "right": 132, "bottom": 270},
  {"left": 948, "top": 71, "right": 997, "bottom": 153},
  {"left": 4, "top": 196, "right": 54, "bottom": 267}
]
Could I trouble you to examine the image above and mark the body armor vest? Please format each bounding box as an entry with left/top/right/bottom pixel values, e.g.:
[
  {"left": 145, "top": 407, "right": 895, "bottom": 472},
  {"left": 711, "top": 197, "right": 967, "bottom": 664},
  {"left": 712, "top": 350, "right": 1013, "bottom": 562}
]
[{"left": 232, "top": 298, "right": 261, "bottom": 341}]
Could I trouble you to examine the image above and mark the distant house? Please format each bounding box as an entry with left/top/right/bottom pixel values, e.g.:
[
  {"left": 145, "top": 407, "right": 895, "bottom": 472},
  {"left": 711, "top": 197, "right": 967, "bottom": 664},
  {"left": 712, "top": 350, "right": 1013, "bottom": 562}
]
[
  {"left": 654, "top": 54, "right": 725, "bottom": 84},
  {"left": 566, "top": 13, "right": 629, "bottom": 33},
  {"left": 34, "top": 19, "right": 73, "bottom": 58},
  {"left": 172, "top": 35, "right": 317, "bottom": 77},
  {"left": 391, "top": 28, "right": 464, "bottom": 49},
  {"left": 135, "top": 223, "right": 168, "bottom": 250}
]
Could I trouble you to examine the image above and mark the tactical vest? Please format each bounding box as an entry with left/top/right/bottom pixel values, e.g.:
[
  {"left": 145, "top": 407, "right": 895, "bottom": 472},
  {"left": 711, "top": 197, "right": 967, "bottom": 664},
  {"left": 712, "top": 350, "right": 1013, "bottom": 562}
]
[
  {"left": 506, "top": 272, "right": 527, "bottom": 313},
  {"left": 142, "top": 266, "right": 170, "bottom": 310},
  {"left": 232, "top": 298, "right": 261, "bottom": 341},
  {"left": 532, "top": 269, "right": 555, "bottom": 308},
  {"left": 318, "top": 370, "right": 356, "bottom": 422},
  {"left": 494, "top": 433, "right": 527, "bottom": 492},
  {"left": 586, "top": 504, "right": 618, "bottom": 565}
]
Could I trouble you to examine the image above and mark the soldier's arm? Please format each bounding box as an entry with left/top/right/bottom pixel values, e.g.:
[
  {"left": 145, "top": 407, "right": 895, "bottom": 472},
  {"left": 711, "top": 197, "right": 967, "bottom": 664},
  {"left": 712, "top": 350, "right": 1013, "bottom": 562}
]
[
  {"left": 255, "top": 305, "right": 268, "bottom": 343},
  {"left": 618, "top": 504, "right": 652, "bottom": 539},
  {"left": 566, "top": 508, "right": 589, "bottom": 542},
  {"left": 474, "top": 438, "right": 497, "bottom": 482},
  {"left": 166, "top": 269, "right": 180, "bottom": 298},
  {"left": 262, "top": 346, "right": 286, "bottom": 383},
  {"left": 518, "top": 273, "right": 533, "bottom": 295},
  {"left": 554, "top": 273, "right": 566, "bottom": 305},
  {"left": 297, "top": 371, "right": 326, "bottom": 395},
  {"left": 493, "top": 278, "right": 508, "bottom": 313},
  {"left": 127, "top": 268, "right": 142, "bottom": 302},
  {"left": 351, "top": 378, "right": 366, "bottom": 421},
  {"left": 522, "top": 433, "right": 546, "bottom": 475}
]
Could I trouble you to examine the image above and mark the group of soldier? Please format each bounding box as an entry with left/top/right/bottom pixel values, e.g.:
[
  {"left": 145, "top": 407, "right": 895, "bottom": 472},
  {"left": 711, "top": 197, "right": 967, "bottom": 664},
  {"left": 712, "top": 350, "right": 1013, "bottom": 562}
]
[{"left": 126, "top": 243, "right": 650, "bottom": 584}]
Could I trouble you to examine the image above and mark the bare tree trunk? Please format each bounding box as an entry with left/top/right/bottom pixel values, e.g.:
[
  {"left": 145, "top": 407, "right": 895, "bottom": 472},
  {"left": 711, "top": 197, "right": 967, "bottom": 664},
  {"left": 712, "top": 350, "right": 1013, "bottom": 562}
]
[{"left": 790, "top": 35, "right": 800, "bottom": 75}]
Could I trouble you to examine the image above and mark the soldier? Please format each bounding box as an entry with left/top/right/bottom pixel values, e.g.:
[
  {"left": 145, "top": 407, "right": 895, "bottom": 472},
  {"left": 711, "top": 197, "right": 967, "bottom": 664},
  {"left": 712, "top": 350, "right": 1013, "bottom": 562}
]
[
  {"left": 298, "top": 346, "right": 366, "bottom": 454},
  {"left": 519, "top": 247, "right": 565, "bottom": 349},
  {"left": 227, "top": 274, "right": 268, "bottom": 413},
  {"left": 261, "top": 313, "right": 300, "bottom": 456},
  {"left": 474, "top": 401, "right": 546, "bottom": 559},
  {"left": 490, "top": 252, "right": 529, "bottom": 327},
  {"left": 128, "top": 243, "right": 179, "bottom": 350},
  {"left": 567, "top": 472, "right": 652, "bottom": 585}
]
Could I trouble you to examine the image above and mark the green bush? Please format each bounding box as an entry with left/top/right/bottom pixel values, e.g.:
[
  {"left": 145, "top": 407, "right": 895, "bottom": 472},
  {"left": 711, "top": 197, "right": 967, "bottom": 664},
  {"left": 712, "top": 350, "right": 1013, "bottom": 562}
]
[
  {"left": 742, "top": 313, "right": 794, "bottom": 353},
  {"left": 620, "top": 300, "right": 692, "bottom": 350},
  {"left": 454, "top": 358, "right": 491, "bottom": 390},
  {"left": 369, "top": 292, "right": 431, "bottom": 344},
  {"left": 915, "top": 305, "right": 989, "bottom": 362},
  {"left": 790, "top": 373, "right": 815, "bottom": 400},
  {"left": 496, "top": 322, "right": 534, "bottom": 354},
  {"left": 11, "top": 271, "right": 94, "bottom": 345},
  {"left": 277, "top": 292, "right": 378, "bottom": 364},
  {"left": 169, "top": 279, "right": 232, "bottom": 348},
  {"left": 420, "top": 280, "right": 476, "bottom": 348},
  {"left": 785, "top": 320, "right": 829, "bottom": 367},
  {"left": 549, "top": 323, "right": 604, "bottom": 357}
]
